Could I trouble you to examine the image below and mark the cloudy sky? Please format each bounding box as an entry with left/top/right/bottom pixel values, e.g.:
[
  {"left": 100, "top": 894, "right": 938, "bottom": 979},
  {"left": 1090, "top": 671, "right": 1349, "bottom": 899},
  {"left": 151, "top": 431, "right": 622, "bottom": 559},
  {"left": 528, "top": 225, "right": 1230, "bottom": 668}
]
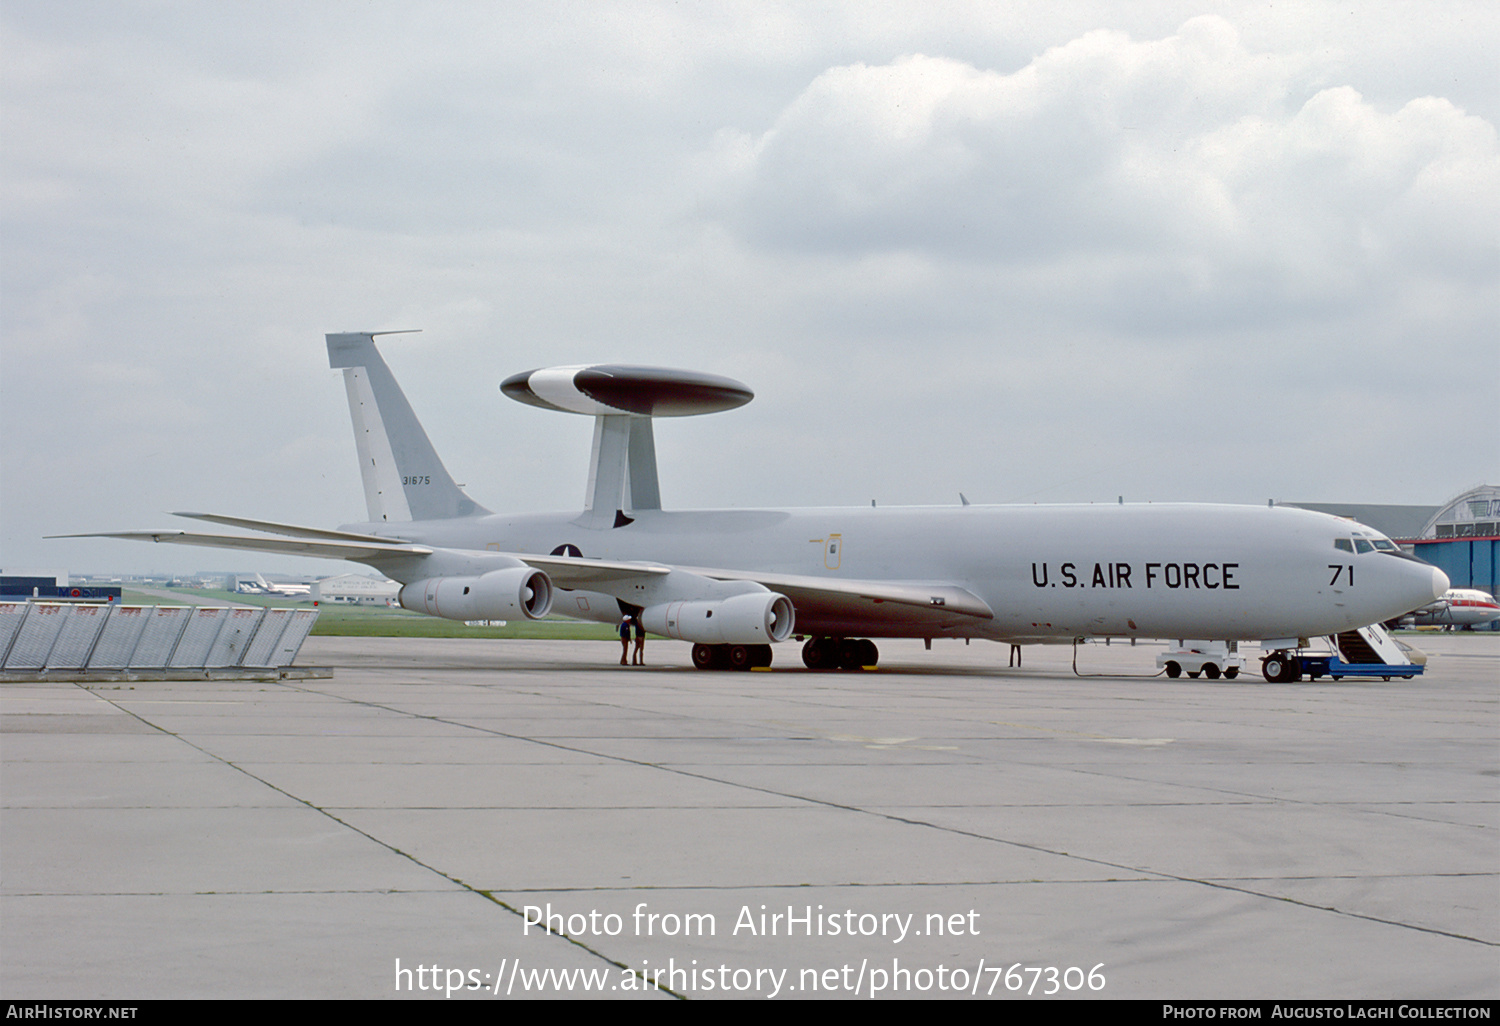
[{"left": 3, "top": 1, "right": 1497, "bottom": 576}]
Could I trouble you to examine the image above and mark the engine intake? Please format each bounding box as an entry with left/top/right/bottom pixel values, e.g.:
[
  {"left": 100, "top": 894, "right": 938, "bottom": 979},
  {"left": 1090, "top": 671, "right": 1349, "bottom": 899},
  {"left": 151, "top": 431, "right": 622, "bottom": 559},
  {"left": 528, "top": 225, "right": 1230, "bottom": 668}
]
[
  {"left": 643, "top": 592, "right": 794, "bottom": 645},
  {"left": 399, "top": 567, "right": 553, "bottom": 621}
]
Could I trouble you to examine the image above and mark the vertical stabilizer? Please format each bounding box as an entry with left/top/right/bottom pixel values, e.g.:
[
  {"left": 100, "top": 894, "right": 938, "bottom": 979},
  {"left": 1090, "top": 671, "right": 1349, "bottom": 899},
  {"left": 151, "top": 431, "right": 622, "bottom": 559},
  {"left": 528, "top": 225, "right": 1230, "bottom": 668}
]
[{"left": 326, "top": 332, "right": 489, "bottom": 522}]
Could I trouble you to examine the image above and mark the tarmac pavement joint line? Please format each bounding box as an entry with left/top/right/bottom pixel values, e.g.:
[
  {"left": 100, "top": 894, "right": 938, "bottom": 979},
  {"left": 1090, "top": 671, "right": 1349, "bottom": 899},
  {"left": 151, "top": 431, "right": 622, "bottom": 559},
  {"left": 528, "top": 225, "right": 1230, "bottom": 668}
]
[
  {"left": 71, "top": 680, "right": 664, "bottom": 992},
  {"left": 271, "top": 677, "right": 1498, "bottom": 952}
]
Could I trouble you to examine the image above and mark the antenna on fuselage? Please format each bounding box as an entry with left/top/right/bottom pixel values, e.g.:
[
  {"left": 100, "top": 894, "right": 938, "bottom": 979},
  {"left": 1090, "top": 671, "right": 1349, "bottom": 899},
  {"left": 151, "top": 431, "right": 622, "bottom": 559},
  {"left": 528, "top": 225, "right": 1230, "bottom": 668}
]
[{"left": 500, "top": 365, "right": 753, "bottom": 529}]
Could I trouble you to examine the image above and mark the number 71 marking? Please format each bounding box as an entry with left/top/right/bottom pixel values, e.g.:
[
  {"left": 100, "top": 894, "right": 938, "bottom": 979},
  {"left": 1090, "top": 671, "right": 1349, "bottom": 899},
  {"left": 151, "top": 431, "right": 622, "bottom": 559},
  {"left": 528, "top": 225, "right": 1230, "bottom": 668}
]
[{"left": 1328, "top": 564, "right": 1353, "bottom": 586}]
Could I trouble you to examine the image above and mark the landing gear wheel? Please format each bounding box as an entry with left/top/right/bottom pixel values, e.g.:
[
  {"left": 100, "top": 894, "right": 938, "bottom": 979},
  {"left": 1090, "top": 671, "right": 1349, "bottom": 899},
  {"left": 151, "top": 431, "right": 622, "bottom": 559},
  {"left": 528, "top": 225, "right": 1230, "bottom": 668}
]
[
  {"left": 802, "top": 637, "right": 838, "bottom": 670},
  {"left": 692, "top": 644, "right": 722, "bottom": 670},
  {"left": 1204, "top": 664, "right": 1221, "bottom": 680},
  {"left": 728, "top": 645, "right": 754, "bottom": 671},
  {"left": 750, "top": 644, "right": 773, "bottom": 668},
  {"left": 1263, "top": 652, "right": 1300, "bottom": 683},
  {"left": 837, "top": 638, "right": 879, "bottom": 670},
  {"left": 1165, "top": 661, "right": 1182, "bottom": 678}
]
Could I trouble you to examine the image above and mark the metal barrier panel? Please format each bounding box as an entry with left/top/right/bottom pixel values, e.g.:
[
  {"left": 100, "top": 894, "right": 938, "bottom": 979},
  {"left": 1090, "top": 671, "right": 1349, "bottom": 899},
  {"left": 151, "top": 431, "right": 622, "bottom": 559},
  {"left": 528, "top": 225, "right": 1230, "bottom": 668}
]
[
  {"left": 88, "top": 606, "right": 151, "bottom": 669},
  {"left": 169, "top": 607, "right": 230, "bottom": 667},
  {"left": 45, "top": 603, "right": 111, "bottom": 669},
  {"left": 0, "top": 603, "right": 318, "bottom": 674},
  {"left": 5, "top": 604, "right": 71, "bottom": 669},
  {"left": 270, "top": 608, "right": 319, "bottom": 666},
  {"left": 240, "top": 608, "right": 291, "bottom": 667},
  {"left": 0, "top": 602, "right": 31, "bottom": 665},
  {"left": 131, "top": 606, "right": 194, "bottom": 668},
  {"left": 206, "top": 607, "right": 265, "bottom": 667}
]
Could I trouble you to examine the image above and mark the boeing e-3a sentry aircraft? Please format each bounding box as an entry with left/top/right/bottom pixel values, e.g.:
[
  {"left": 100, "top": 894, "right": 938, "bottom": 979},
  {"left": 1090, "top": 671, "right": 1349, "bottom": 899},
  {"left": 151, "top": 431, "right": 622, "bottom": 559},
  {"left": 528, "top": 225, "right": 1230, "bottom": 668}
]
[{"left": 67, "top": 332, "right": 1449, "bottom": 682}]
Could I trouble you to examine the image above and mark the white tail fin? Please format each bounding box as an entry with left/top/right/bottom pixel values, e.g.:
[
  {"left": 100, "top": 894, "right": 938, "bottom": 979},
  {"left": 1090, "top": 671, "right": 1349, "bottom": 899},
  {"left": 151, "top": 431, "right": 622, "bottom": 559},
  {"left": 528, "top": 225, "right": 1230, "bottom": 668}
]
[{"left": 326, "top": 332, "right": 489, "bottom": 522}]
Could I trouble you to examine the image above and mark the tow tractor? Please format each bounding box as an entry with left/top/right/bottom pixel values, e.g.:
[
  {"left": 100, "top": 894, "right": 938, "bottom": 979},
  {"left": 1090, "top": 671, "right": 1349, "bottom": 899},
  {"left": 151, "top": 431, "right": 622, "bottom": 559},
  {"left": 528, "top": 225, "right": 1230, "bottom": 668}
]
[
  {"left": 1260, "top": 623, "right": 1426, "bottom": 682},
  {"left": 1158, "top": 640, "right": 1244, "bottom": 679}
]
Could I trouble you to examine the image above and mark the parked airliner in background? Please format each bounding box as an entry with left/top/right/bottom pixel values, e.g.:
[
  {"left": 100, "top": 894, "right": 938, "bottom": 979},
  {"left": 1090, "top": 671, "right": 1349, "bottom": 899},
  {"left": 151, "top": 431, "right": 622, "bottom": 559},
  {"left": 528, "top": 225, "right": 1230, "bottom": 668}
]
[
  {"left": 61, "top": 332, "right": 1448, "bottom": 681},
  {"left": 234, "top": 573, "right": 312, "bottom": 597},
  {"left": 1401, "top": 588, "right": 1500, "bottom": 630}
]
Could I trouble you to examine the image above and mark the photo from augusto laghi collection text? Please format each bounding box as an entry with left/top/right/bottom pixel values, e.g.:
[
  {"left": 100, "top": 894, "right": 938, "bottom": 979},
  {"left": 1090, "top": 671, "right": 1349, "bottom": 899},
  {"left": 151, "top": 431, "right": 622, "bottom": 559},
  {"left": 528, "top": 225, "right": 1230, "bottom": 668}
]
[{"left": 394, "top": 900, "right": 1108, "bottom": 998}]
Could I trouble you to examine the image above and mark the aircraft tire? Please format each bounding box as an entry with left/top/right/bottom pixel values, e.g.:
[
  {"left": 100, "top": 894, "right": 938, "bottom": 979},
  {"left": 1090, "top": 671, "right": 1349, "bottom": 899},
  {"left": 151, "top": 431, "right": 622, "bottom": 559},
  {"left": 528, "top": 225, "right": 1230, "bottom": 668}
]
[
  {"left": 1165, "top": 661, "right": 1181, "bottom": 678},
  {"left": 837, "top": 639, "right": 866, "bottom": 671},
  {"left": 692, "top": 643, "right": 726, "bottom": 670},
  {"left": 751, "top": 644, "right": 773, "bottom": 668},
  {"left": 1204, "top": 664, "right": 1221, "bottom": 680},
  {"left": 728, "top": 645, "right": 754, "bottom": 671},
  {"left": 1263, "top": 652, "right": 1302, "bottom": 683},
  {"left": 802, "top": 637, "right": 837, "bottom": 670},
  {"left": 858, "top": 639, "right": 879, "bottom": 667}
]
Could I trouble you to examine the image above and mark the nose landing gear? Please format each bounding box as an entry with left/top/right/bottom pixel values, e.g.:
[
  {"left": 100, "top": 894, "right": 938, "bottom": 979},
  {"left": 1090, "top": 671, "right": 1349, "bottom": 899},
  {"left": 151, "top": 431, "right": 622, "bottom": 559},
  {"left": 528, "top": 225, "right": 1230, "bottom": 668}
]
[{"left": 1261, "top": 651, "right": 1302, "bottom": 683}]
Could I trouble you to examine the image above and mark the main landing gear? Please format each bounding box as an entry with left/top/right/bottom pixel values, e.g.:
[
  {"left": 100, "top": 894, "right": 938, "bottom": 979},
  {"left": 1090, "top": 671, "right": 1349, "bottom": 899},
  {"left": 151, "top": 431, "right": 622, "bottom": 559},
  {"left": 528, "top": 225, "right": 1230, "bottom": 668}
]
[
  {"left": 800, "top": 636, "right": 879, "bottom": 671},
  {"left": 691, "top": 643, "right": 772, "bottom": 671},
  {"left": 687, "top": 637, "right": 882, "bottom": 672}
]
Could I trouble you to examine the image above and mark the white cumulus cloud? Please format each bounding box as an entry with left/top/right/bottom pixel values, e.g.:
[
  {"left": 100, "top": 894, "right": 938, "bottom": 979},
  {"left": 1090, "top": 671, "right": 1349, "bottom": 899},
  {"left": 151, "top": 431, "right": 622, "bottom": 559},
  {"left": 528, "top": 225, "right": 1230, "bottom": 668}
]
[{"left": 709, "top": 17, "right": 1498, "bottom": 328}]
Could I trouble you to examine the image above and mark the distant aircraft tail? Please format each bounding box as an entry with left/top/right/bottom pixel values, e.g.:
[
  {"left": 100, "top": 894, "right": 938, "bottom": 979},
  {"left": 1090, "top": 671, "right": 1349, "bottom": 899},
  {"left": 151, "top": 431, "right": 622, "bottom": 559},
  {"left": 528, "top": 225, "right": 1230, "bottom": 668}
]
[{"left": 326, "top": 332, "right": 490, "bottom": 522}]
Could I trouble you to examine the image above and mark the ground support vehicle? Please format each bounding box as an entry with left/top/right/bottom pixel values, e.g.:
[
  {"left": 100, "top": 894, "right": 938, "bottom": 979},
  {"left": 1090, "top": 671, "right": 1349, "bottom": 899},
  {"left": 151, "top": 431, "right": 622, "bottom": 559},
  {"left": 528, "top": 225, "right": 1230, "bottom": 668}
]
[
  {"left": 1260, "top": 624, "right": 1425, "bottom": 682},
  {"left": 1158, "top": 640, "right": 1244, "bottom": 679}
]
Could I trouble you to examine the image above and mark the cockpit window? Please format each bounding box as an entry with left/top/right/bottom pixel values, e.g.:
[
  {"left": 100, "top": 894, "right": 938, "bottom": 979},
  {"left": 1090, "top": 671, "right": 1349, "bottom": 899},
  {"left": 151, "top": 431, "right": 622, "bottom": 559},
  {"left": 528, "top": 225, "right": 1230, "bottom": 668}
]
[
  {"left": 1354, "top": 539, "right": 1374, "bottom": 554},
  {"left": 1371, "top": 539, "right": 1397, "bottom": 551},
  {"left": 1334, "top": 539, "right": 1354, "bottom": 552}
]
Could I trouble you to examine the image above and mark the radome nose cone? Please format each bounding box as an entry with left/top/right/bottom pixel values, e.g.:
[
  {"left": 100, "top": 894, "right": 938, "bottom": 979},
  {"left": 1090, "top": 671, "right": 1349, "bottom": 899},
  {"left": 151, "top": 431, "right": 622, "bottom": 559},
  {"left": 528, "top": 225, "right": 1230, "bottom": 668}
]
[{"left": 1431, "top": 566, "right": 1451, "bottom": 602}]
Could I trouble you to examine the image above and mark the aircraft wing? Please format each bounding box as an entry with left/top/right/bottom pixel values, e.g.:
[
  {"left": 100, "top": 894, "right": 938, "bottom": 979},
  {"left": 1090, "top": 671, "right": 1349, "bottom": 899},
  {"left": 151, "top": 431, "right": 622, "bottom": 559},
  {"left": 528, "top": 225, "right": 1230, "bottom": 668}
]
[
  {"left": 518, "top": 557, "right": 992, "bottom": 627},
  {"left": 53, "top": 521, "right": 673, "bottom": 585},
  {"left": 514, "top": 554, "right": 672, "bottom": 585},
  {"left": 170, "top": 512, "right": 418, "bottom": 544},
  {"left": 49, "top": 530, "right": 434, "bottom": 561},
  {"left": 673, "top": 566, "right": 995, "bottom": 621},
  {"left": 55, "top": 514, "right": 989, "bottom": 626}
]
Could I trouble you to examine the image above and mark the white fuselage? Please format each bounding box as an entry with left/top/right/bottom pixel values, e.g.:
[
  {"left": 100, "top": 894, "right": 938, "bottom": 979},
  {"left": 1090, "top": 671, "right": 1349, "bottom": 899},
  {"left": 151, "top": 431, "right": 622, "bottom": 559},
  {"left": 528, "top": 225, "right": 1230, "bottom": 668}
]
[
  {"left": 347, "top": 502, "right": 1447, "bottom": 644},
  {"left": 1409, "top": 588, "right": 1500, "bottom": 628}
]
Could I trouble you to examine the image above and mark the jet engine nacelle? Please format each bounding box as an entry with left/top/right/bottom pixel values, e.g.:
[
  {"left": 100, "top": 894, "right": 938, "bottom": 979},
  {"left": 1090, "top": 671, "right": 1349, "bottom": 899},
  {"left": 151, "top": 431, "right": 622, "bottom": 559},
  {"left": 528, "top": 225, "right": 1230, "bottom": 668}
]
[
  {"left": 643, "top": 592, "right": 794, "bottom": 645},
  {"left": 399, "top": 567, "right": 553, "bottom": 621}
]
